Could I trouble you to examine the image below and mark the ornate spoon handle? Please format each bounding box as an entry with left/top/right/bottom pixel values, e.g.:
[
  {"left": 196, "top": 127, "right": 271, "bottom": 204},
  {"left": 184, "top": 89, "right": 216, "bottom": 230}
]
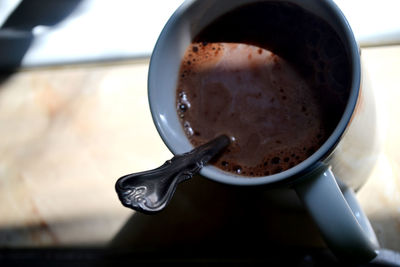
[{"left": 115, "top": 135, "right": 230, "bottom": 214}]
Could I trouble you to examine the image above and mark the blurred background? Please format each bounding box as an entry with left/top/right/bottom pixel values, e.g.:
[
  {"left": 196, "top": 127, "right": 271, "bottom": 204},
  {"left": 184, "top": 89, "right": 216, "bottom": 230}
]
[
  {"left": 0, "top": 0, "right": 399, "bottom": 265},
  {"left": 0, "top": 0, "right": 400, "bottom": 68}
]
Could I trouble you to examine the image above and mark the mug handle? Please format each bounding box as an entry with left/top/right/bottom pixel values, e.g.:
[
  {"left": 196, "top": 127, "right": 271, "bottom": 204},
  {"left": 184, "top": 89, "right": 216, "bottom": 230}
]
[{"left": 293, "top": 166, "right": 379, "bottom": 263}]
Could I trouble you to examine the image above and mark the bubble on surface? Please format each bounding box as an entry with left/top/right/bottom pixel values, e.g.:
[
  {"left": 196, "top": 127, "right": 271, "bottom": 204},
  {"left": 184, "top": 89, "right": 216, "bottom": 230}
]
[
  {"left": 179, "top": 104, "right": 187, "bottom": 112},
  {"left": 233, "top": 165, "right": 242, "bottom": 174},
  {"left": 183, "top": 121, "right": 194, "bottom": 136},
  {"left": 271, "top": 157, "right": 280, "bottom": 164}
]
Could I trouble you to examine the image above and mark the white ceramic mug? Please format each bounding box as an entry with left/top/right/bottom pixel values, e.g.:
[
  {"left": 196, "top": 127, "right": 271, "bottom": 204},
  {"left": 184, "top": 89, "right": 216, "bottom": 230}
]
[{"left": 148, "top": 0, "right": 380, "bottom": 262}]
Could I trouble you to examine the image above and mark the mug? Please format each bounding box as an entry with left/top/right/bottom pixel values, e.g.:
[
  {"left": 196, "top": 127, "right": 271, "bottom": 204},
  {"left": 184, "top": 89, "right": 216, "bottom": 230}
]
[{"left": 148, "top": 0, "right": 380, "bottom": 262}]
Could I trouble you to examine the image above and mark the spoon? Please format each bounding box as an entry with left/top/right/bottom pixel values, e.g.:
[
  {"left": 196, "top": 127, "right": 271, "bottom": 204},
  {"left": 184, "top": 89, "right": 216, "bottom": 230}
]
[{"left": 115, "top": 135, "right": 230, "bottom": 214}]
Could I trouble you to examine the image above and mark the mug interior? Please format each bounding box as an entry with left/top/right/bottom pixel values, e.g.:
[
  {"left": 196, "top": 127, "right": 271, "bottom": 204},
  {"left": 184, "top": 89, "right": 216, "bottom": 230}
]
[{"left": 148, "top": 0, "right": 360, "bottom": 186}]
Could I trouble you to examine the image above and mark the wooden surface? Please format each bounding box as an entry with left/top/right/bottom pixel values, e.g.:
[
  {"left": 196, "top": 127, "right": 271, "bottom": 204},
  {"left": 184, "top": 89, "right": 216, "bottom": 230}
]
[{"left": 0, "top": 46, "right": 399, "bottom": 250}]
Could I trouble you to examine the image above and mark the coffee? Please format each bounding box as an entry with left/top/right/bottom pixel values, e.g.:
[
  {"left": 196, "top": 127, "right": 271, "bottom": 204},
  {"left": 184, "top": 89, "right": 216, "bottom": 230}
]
[{"left": 176, "top": 2, "right": 351, "bottom": 177}]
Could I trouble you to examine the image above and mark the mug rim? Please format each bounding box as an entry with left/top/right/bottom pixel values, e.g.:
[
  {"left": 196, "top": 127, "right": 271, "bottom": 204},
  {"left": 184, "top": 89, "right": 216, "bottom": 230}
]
[{"left": 148, "top": 0, "right": 361, "bottom": 186}]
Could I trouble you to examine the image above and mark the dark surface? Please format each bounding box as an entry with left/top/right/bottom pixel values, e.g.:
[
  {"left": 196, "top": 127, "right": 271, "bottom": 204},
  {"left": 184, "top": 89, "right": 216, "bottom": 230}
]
[
  {"left": 112, "top": 175, "right": 400, "bottom": 266},
  {"left": 0, "top": 247, "right": 339, "bottom": 267},
  {"left": 0, "top": 248, "right": 399, "bottom": 267}
]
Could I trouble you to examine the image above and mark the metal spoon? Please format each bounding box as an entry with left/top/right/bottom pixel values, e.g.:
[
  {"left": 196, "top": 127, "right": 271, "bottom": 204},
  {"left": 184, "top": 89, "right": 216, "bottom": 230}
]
[{"left": 115, "top": 135, "right": 230, "bottom": 214}]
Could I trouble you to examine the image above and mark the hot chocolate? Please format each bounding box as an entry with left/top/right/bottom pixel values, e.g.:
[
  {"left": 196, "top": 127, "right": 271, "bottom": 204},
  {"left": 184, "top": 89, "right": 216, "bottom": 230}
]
[{"left": 176, "top": 2, "right": 351, "bottom": 177}]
